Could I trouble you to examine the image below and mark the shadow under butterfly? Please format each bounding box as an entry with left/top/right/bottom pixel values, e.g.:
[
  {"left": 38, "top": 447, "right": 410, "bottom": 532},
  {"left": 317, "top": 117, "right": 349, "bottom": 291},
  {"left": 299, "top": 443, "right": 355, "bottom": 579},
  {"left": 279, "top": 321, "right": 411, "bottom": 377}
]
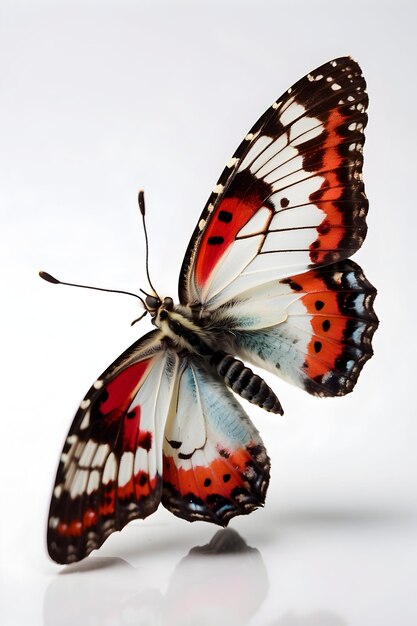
[{"left": 41, "top": 56, "right": 378, "bottom": 564}]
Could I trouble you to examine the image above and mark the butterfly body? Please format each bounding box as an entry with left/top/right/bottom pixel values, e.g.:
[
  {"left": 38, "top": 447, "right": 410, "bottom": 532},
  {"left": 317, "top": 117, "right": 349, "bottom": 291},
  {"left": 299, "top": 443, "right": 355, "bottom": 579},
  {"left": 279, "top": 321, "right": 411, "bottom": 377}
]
[
  {"left": 45, "top": 57, "right": 378, "bottom": 563},
  {"left": 142, "top": 296, "right": 284, "bottom": 413}
]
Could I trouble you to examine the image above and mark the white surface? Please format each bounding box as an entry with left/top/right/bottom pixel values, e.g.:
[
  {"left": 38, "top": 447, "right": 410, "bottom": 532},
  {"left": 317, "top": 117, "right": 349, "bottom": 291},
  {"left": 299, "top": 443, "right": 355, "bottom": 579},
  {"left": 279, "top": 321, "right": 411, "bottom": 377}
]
[{"left": 1, "top": 1, "right": 416, "bottom": 624}]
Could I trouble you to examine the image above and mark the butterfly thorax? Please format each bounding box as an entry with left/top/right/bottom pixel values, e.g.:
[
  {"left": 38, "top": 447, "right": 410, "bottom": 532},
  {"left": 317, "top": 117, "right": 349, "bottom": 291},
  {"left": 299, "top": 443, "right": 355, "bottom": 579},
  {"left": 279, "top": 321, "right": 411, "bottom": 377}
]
[
  {"left": 146, "top": 298, "right": 283, "bottom": 414},
  {"left": 150, "top": 299, "right": 215, "bottom": 355}
]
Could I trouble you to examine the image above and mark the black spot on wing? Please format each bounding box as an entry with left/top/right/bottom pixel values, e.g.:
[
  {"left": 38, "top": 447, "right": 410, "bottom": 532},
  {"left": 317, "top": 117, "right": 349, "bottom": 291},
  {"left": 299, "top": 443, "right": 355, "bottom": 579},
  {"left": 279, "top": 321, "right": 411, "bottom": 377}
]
[
  {"left": 207, "top": 236, "right": 224, "bottom": 245},
  {"left": 281, "top": 277, "right": 303, "bottom": 292},
  {"left": 218, "top": 210, "right": 233, "bottom": 223},
  {"left": 168, "top": 440, "right": 182, "bottom": 449},
  {"left": 322, "top": 320, "right": 331, "bottom": 332}
]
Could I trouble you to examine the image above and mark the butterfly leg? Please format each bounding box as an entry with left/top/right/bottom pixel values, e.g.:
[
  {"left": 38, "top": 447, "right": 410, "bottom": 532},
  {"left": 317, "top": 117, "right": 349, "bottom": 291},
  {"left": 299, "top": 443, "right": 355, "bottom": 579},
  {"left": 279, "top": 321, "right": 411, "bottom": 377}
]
[{"left": 210, "top": 351, "right": 283, "bottom": 415}]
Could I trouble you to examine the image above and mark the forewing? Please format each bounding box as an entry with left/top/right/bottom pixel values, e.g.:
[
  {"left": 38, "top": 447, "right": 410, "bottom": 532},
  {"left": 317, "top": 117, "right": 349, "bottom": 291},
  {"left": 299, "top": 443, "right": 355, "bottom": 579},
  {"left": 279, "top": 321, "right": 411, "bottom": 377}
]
[
  {"left": 180, "top": 57, "right": 368, "bottom": 308},
  {"left": 47, "top": 331, "right": 179, "bottom": 564},
  {"left": 228, "top": 260, "right": 378, "bottom": 397},
  {"left": 162, "top": 359, "right": 270, "bottom": 525}
]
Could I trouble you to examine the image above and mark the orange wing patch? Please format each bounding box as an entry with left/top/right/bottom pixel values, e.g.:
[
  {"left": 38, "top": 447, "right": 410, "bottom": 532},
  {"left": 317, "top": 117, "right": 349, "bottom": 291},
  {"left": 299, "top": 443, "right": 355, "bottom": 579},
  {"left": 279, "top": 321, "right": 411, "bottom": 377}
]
[
  {"left": 285, "top": 261, "right": 378, "bottom": 395},
  {"left": 162, "top": 443, "right": 270, "bottom": 526},
  {"left": 308, "top": 107, "right": 367, "bottom": 265}
]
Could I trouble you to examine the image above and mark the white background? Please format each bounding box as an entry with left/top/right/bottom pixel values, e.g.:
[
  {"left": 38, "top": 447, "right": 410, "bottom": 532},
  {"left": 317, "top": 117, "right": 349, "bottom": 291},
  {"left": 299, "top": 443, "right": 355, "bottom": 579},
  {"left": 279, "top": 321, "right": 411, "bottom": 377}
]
[{"left": 1, "top": 1, "right": 416, "bottom": 624}]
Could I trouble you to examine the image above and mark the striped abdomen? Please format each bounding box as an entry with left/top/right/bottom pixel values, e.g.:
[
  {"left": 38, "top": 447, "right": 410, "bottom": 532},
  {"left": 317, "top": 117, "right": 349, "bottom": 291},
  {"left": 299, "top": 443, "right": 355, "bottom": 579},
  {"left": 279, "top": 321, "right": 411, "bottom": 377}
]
[{"left": 210, "top": 352, "right": 283, "bottom": 415}]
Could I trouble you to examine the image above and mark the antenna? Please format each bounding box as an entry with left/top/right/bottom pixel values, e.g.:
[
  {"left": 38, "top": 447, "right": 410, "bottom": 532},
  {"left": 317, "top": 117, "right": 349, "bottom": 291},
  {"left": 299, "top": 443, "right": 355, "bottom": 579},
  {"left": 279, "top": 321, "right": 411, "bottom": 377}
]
[
  {"left": 138, "top": 190, "right": 159, "bottom": 298},
  {"left": 39, "top": 271, "right": 147, "bottom": 306}
]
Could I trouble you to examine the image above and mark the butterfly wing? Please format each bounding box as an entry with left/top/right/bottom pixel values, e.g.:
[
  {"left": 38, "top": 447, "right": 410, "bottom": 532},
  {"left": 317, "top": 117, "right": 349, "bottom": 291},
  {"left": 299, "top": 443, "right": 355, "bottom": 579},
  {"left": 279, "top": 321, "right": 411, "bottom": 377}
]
[
  {"left": 179, "top": 57, "right": 368, "bottom": 309},
  {"left": 179, "top": 57, "right": 377, "bottom": 400},
  {"left": 47, "top": 330, "right": 179, "bottom": 564},
  {"left": 225, "top": 260, "right": 378, "bottom": 397},
  {"left": 162, "top": 358, "right": 270, "bottom": 525}
]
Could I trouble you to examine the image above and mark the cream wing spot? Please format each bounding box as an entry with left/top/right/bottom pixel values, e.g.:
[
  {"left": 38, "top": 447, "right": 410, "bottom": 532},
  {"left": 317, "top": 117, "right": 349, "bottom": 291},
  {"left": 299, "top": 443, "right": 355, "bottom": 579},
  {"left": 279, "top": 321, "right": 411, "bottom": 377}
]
[
  {"left": 64, "top": 461, "right": 77, "bottom": 489},
  {"left": 79, "top": 440, "right": 98, "bottom": 467},
  {"left": 92, "top": 443, "right": 110, "bottom": 468},
  {"left": 87, "top": 470, "right": 100, "bottom": 495},
  {"left": 238, "top": 207, "right": 271, "bottom": 237},
  {"left": 134, "top": 447, "right": 148, "bottom": 474},
  {"left": 103, "top": 452, "right": 117, "bottom": 484},
  {"left": 118, "top": 452, "right": 134, "bottom": 487},
  {"left": 54, "top": 484, "right": 63, "bottom": 498},
  {"left": 291, "top": 123, "right": 324, "bottom": 146},
  {"left": 253, "top": 141, "right": 296, "bottom": 180},
  {"left": 269, "top": 167, "right": 311, "bottom": 190},
  {"left": 251, "top": 134, "right": 289, "bottom": 176},
  {"left": 280, "top": 101, "right": 306, "bottom": 126},
  {"left": 289, "top": 116, "right": 323, "bottom": 144},
  {"left": 262, "top": 227, "right": 319, "bottom": 252},
  {"left": 70, "top": 469, "right": 89, "bottom": 498},
  {"left": 80, "top": 410, "right": 90, "bottom": 430},
  {"left": 239, "top": 135, "right": 273, "bottom": 171},
  {"left": 61, "top": 435, "right": 78, "bottom": 469},
  {"left": 227, "top": 157, "right": 239, "bottom": 168},
  {"left": 263, "top": 154, "right": 304, "bottom": 185},
  {"left": 269, "top": 202, "right": 325, "bottom": 230},
  {"left": 201, "top": 235, "right": 264, "bottom": 303},
  {"left": 272, "top": 173, "right": 325, "bottom": 202}
]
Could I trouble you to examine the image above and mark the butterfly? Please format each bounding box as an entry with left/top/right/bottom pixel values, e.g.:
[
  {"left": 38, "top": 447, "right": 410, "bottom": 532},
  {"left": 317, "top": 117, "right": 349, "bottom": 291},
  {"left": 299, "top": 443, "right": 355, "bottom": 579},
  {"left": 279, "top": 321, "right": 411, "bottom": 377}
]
[{"left": 43, "top": 57, "right": 378, "bottom": 564}]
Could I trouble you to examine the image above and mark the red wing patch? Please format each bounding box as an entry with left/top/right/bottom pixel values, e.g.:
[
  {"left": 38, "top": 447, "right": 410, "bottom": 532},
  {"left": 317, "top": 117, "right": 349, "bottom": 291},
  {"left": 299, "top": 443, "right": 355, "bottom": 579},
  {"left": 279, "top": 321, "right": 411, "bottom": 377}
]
[
  {"left": 47, "top": 331, "right": 167, "bottom": 564},
  {"left": 98, "top": 360, "right": 150, "bottom": 417},
  {"left": 194, "top": 181, "right": 272, "bottom": 289}
]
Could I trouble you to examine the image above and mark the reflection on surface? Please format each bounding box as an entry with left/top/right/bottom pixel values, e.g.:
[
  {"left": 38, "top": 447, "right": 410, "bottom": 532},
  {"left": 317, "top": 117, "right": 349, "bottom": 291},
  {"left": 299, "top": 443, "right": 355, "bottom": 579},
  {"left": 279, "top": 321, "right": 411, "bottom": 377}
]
[
  {"left": 44, "top": 529, "right": 349, "bottom": 625},
  {"left": 44, "top": 529, "right": 268, "bottom": 626},
  {"left": 163, "top": 529, "right": 268, "bottom": 626},
  {"left": 43, "top": 557, "right": 154, "bottom": 626},
  {"left": 272, "top": 611, "right": 348, "bottom": 626}
]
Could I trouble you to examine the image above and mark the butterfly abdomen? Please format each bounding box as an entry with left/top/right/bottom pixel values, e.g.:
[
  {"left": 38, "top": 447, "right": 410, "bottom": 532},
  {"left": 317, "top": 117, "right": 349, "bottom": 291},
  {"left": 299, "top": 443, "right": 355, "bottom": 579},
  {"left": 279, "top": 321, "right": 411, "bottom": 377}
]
[{"left": 210, "top": 351, "right": 283, "bottom": 415}]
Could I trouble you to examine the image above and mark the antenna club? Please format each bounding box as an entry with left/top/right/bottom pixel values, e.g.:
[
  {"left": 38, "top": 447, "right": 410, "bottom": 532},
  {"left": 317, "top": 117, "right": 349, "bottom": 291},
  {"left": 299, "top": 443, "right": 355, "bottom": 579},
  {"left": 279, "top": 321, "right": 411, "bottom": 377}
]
[
  {"left": 138, "top": 190, "right": 146, "bottom": 216},
  {"left": 39, "top": 271, "right": 60, "bottom": 284}
]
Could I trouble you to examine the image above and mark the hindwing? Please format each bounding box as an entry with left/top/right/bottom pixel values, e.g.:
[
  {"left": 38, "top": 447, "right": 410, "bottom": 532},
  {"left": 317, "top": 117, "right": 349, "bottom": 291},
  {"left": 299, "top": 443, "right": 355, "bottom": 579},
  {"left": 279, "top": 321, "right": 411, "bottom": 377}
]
[
  {"left": 162, "top": 359, "right": 270, "bottom": 524},
  {"left": 223, "top": 260, "right": 378, "bottom": 397}
]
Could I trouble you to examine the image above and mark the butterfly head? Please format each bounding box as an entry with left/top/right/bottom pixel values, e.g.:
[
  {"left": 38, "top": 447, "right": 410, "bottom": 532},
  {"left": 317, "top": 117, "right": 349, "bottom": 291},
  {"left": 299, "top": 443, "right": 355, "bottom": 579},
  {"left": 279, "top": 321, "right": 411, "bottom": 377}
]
[
  {"left": 144, "top": 294, "right": 174, "bottom": 324},
  {"left": 144, "top": 294, "right": 161, "bottom": 313}
]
